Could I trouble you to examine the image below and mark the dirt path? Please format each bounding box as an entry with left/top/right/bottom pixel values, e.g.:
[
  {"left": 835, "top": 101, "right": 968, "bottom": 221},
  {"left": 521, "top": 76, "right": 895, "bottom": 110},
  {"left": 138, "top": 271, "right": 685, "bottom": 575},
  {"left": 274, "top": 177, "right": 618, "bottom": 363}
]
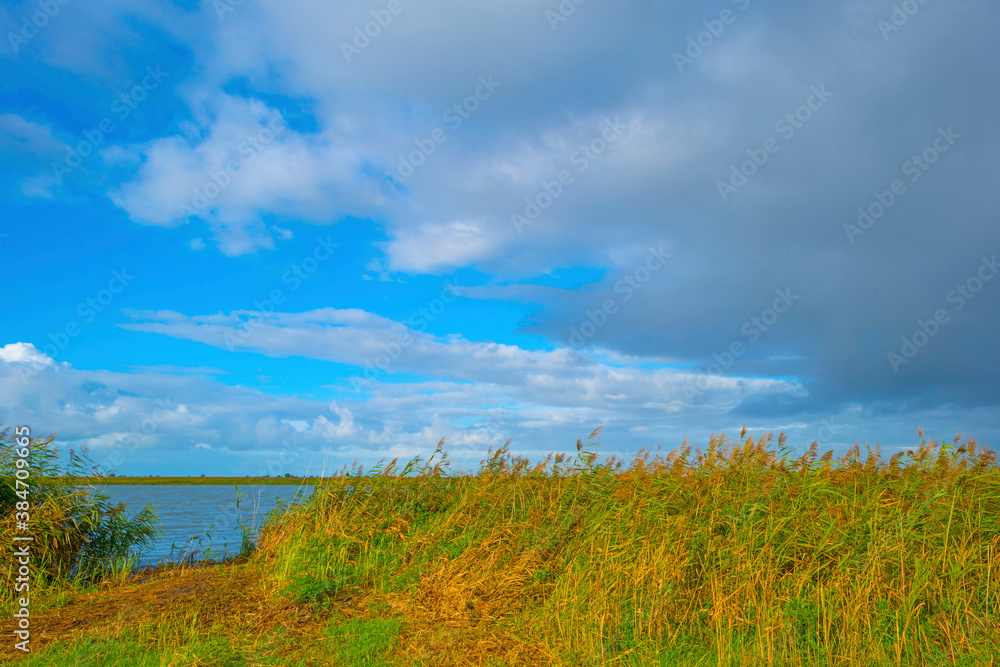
[{"left": 0, "top": 561, "right": 290, "bottom": 661}]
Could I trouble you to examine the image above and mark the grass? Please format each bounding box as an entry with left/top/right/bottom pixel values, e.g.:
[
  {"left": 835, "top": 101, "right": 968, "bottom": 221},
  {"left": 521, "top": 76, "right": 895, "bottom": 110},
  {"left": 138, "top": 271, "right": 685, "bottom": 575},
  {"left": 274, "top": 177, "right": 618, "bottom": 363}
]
[
  {"left": 326, "top": 617, "right": 403, "bottom": 666},
  {"left": 3, "top": 426, "right": 999, "bottom": 665}
]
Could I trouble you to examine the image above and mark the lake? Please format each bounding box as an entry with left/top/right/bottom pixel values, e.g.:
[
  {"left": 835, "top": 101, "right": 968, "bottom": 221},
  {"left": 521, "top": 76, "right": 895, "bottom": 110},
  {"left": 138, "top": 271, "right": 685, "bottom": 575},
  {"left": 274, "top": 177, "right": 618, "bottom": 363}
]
[{"left": 94, "top": 484, "right": 315, "bottom": 567}]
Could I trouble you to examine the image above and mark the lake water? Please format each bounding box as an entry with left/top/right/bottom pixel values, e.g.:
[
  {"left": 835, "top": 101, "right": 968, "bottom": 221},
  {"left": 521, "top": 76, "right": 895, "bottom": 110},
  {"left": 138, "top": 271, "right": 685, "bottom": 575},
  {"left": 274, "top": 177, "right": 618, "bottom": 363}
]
[{"left": 94, "top": 484, "right": 315, "bottom": 567}]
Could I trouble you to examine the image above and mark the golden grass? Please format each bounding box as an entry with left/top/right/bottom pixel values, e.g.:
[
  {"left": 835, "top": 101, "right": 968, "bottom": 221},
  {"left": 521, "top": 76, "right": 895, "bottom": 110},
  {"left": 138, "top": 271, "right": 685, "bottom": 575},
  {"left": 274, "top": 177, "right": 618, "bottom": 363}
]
[{"left": 245, "top": 426, "right": 1000, "bottom": 665}]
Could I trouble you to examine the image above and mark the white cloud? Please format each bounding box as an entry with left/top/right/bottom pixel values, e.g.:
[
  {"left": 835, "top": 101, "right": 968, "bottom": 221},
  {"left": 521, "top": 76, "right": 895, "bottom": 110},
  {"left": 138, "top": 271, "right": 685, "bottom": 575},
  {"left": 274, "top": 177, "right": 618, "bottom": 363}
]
[
  {"left": 116, "top": 308, "right": 803, "bottom": 419},
  {"left": 1, "top": 340, "right": 984, "bottom": 475},
  {"left": 108, "top": 96, "right": 384, "bottom": 256},
  {"left": 314, "top": 404, "right": 355, "bottom": 439},
  {"left": 385, "top": 219, "right": 499, "bottom": 274},
  {"left": 0, "top": 342, "right": 56, "bottom": 366}
]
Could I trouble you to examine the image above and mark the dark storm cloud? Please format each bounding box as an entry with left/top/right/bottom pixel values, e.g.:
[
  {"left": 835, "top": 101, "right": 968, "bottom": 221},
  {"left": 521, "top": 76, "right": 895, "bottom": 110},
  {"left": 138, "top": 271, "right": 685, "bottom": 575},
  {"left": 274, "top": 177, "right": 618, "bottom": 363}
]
[{"left": 502, "top": 0, "right": 1000, "bottom": 418}]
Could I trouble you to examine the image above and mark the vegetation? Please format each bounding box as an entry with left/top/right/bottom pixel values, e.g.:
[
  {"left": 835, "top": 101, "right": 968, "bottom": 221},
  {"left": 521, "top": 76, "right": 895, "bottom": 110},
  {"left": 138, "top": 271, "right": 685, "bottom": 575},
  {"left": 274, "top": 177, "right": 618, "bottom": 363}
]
[
  {"left": 3, "top": 426, "right": 999, "bottom": 666},
  {"left": 0, "top": 427, "right": 160, "bottom": 594}
]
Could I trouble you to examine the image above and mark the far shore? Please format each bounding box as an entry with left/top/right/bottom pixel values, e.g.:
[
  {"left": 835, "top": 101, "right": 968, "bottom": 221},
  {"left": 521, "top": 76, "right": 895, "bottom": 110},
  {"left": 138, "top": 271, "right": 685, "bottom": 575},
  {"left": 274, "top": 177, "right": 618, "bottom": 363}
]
[{"left": 57, "top": 476, "right": 328, "bottom": 486}]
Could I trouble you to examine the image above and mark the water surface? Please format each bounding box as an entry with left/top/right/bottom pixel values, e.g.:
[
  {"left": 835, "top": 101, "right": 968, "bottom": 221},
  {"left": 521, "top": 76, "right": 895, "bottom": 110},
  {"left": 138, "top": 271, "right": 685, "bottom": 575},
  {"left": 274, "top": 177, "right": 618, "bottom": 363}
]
[{"left": 94, "top": 484, "right": 313, "bottom": 566}]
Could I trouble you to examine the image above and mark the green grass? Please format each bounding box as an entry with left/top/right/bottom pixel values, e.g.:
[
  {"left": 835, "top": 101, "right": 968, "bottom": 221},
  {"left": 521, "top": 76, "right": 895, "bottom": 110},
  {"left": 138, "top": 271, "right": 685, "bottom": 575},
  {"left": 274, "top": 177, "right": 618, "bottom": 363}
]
[
  {"left": 325, "top": 617, "right": 403, "bottom": 666},
  {"left": 20, "top": 635, "right": 254, "bottom": 667}
]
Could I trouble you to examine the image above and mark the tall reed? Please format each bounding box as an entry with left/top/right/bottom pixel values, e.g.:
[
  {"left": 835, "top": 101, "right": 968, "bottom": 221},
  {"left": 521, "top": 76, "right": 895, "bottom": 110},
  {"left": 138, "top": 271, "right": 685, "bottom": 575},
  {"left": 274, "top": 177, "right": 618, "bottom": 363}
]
[
  {"left": 252, "top": 427, "right": 1000, "bottom": 665},
  {"left": 0, "top": 426, "right": 160, "bottom": 605}
]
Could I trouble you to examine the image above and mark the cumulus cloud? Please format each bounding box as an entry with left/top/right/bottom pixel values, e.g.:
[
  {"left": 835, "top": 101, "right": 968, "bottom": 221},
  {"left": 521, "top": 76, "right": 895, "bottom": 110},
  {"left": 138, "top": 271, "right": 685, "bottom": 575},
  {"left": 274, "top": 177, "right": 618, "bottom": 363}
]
[
  {"left": 0, "top": 342, "right": 57, "bottom": 366},
  {"left": 0, "top": 342, "right": 504, "bottom": 471},
  {"left": 108, "top": 96, "right": 387, "bottom": 255}
]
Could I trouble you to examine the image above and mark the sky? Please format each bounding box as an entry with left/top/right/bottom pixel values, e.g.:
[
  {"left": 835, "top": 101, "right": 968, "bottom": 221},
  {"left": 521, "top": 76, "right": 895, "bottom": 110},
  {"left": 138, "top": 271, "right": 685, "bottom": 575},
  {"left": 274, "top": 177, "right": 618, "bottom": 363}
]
[{"left": 1, "top": 0, "right": 998, "bottom": 477}]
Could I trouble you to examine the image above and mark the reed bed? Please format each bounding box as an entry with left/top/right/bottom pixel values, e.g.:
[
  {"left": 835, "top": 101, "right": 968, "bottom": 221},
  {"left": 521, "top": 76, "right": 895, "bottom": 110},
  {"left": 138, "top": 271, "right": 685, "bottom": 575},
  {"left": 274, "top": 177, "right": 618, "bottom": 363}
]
[
  {"left": 254, "top": 427, "right": 1000, "bottom": 666},
  {"left": 0, "top": 426, "right": 160, "bottom": 607}
]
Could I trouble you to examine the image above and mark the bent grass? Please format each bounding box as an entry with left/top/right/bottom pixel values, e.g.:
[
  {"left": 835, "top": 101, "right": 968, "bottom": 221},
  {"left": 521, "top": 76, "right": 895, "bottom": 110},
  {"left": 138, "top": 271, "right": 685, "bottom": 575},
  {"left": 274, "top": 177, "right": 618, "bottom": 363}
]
[{"left": 4, "top": 427, "right": 999, "bottom": 666}]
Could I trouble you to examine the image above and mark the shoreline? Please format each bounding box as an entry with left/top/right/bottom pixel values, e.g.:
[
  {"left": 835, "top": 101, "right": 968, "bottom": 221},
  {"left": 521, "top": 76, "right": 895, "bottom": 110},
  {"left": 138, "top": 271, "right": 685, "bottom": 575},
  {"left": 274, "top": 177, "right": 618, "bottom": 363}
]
[{"left": 64, "top": 476, "right": 328, "bottom": 485}]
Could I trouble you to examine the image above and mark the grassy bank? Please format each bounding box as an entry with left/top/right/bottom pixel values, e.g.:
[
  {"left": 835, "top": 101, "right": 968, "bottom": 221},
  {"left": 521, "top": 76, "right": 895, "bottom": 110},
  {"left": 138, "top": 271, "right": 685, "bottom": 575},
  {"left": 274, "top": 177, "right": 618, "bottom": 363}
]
[{"left": 4, "top": 427, "right": 1000, "bottom": 665}]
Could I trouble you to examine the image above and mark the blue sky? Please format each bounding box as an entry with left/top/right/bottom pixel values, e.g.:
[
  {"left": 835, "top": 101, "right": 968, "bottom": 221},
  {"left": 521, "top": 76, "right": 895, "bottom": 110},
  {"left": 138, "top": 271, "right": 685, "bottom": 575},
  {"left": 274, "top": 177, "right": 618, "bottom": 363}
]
[{"left": 1, "top": 0, "right": 998, "bottom": 476}]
